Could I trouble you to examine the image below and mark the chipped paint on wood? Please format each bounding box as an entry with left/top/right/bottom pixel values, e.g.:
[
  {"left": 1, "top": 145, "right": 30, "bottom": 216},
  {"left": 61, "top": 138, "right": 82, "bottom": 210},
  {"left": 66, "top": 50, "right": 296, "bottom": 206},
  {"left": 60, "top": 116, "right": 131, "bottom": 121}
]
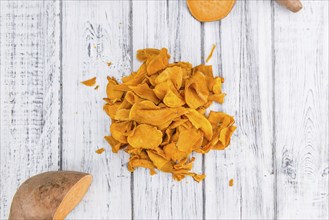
[{"left": 0, "top": 1, "right": 61, "bottom": 218}]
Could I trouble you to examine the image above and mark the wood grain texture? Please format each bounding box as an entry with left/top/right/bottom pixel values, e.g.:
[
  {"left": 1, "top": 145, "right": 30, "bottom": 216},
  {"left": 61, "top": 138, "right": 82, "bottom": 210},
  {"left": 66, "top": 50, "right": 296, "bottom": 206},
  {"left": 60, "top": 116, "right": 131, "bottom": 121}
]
[
  {"left": 132, "top": 1, "right": 203, "bottom": 219},
  {"left": 274, "top": 1, "right": 329, "bottom": 219},
  {"left": 0, "top": 0, "right": 328, "bottom": 219},
  {"left": 204, "top": 0, "right": 275, "bottom": 219},
  {"left": 61, "top": 1, "right": 132, "bottom": 219},
  {"left": 0, "top": 0, "right": 61, "bottom": 219}
]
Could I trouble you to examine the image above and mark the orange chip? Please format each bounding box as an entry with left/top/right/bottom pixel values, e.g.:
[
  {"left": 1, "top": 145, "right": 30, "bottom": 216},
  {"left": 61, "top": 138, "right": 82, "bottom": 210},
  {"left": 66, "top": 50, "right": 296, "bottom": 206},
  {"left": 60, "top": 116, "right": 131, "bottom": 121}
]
[
  {"left": 106, "top": 77, "right": 124, "bottom": 101},
  {"left": 81, "top": 77, "right": 96, "bottom": 87},
  {"left": 127, "top": 124, "right": 162, "bottom": 149},
  {"left": 163, "top": 90, "right": 185, "bottom": 107},
  {"left": 137, "top": 48, "right": 161, "bottom": 62},
  {"left": 145, "top": 48, "right": 170, "bottom": 75},
  {"left": 155, "top": 66, "right": 183, "bottom": 90},
  {"left": 128, "top": 158, "right": 157, "bottom": 175},
  {"left": 103, "top": 103, "right": 120, "bottom": 118},
  {"left": 129, "top": 83, "right": 159, "bottom": 104},
  {"left": 176, "top": 127, "right": 202, "bottom": 153},
  {"left": 185, "top": 72, "right": 209, "bottom": 109},
  {"left": 147, "top": 150, "right": 173, "bottom": 172},
  {"left": 185, "top": 109, "right": 213, "bottom": 140},
  {"left": 129, "top": 101, "right": 187, "bottom": 127},
  {"left": 104, "top": 136, "right": 121, "bottom": 153},
  {"left": 95, "top": 148, "right": 105, "bottom": 154},
  {"left": 110, "top": 121, "right": 133, "bottom": 144},
  {"left": 229, "top": 179, "right": 234, "bottom": 187},
  {"left": 163, "top": 143, "right": 188, "bottom": 161}
]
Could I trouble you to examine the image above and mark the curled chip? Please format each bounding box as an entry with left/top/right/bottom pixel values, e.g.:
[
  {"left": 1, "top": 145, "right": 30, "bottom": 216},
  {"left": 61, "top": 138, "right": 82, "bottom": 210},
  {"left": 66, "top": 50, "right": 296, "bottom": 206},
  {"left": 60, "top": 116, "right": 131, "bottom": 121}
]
[{"left": 103, "top": 48, "right": 236, "bottom": 182}]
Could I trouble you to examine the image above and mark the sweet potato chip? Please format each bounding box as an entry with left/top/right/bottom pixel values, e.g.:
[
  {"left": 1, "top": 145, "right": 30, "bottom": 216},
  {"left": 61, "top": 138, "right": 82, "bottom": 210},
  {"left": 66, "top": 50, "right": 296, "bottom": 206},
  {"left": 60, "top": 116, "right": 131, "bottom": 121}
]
[
  {"left": 229, "top": 179, "right": 234, "bottom": 187},
  {"left": 122, "top": 64, "right": 147, "bottom": 86},
  {"left": 176, "top": 126, "right": 202, "bottom": 153},
  {"left": 154, "top": 80, "right": 182, "bottom": 101},
  {"left": 212, "top": 77, "right": 223, "bottom": 94},
  {"left": 104, "top": 136, "right": 121, "bottom": 153},
  {"left": 128, "top": 158, "right": 157, "bottom": 175},
  {"left": 103, "top": 48, "right": 236, "bottom": 182},
  {"left": 163, "top": 90, "right": 185, "bottom": 107},
  {"left": 163, "top": 143, "right": 188, "bottom": 161},
  {"left": 130, "top": 101, "right": 187, "bottom": 127},
  {"left": 185, "top": 109, "right": 213, "bottom": 140},
  {"left": 125, "top": 91, "right": 144, "bottom": 105},
  {"left": 129, "top": 83, "right": 159, "bottom": 104},
  {"left": 95, "top": 148, "right": 105, "bottom": 154},
  {"left": 103, "top": 103, "right": 120, "bottom": 118},
  {"left": 127, "top": 124, "right": 162, "bottom": 149},
  {"left": 208, "top": 93, "right": 226, "bottom": 104},
  {"left": 106, "top": 77, "right": 124, "bottom": 101},
  {"left": 114, "top": 109, "right": 130, "bottom": 121},
  {"left": 147, "top": 150, "right": 173, "bottom": 172},
  {"left": 81, "top": 77, "right": 96, "bottom": 87},
  {"left": 155, "top": 66, "right": 183, "bottom": 89},
  {"left": 110, "top": 121, "right": 133, "bottom": 144},
  {"left": 145, "top": 48, "right": 170, "bottom": 75},
  {"left": 125, "top": 145, "right": 142, "bottom": 155},
  {"left": 137, "top": 48, "right": 161, "bottom": 62},
  {"left": 185, "top": 72, "right": 209, "bottom": 109}
]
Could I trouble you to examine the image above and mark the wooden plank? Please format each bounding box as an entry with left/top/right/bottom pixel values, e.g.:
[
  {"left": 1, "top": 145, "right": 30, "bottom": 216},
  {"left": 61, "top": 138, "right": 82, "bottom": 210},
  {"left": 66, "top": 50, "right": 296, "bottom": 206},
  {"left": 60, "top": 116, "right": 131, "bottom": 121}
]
[
  {"left": 204, "top": 0, "right": 275, "bottom": 219},
  {"left": 274, "top": 1, "right": 329, "bottom": 219},
  {"left": 0, "top": 0, "right": 61, "bottom": 218},
  {"left": 168, "top": 1, "right": 203, "bottom": 219},
  {"left": 61, "top": 1, "right": 132, "bottom": 219},
  {"left": 132, "top": 0, "right": 203, "bottom": 219}
]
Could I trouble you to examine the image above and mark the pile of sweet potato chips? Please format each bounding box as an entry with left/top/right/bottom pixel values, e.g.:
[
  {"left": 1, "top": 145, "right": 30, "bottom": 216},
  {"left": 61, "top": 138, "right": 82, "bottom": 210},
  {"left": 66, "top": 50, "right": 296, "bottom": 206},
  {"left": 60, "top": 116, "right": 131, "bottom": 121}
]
[{"left": 104, "top": 48, "right": 236, "bottom": 182}]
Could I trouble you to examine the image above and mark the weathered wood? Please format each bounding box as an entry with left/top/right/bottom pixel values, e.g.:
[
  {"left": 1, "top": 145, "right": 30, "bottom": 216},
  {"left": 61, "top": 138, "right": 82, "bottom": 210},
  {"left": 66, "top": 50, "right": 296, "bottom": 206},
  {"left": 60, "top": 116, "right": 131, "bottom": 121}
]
[
  {"left": 274, "top": 1, "right": 329, "bottom": 219},
  {"left": 203, "top": 0, "right": 275, "bottom": 219},
  {"left": 0, "top": 1, "right": 61, "bottom": 219},
  {"left": 168, "top": 1, "right": 203, "bottom": 219},
  {"left": 132, "top": 0, "right": 203, "bottom": 219},
  {"left": 1, "top": 0, "right": 328, "bottom": 219},
  {"left": 61, "top": 1, "right": 132, "bottom": 219}
]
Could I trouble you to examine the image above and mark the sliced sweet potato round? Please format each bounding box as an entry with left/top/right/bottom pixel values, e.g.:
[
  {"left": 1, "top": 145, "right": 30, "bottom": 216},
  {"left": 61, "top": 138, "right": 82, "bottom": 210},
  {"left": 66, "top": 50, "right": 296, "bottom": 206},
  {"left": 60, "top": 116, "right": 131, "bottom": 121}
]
[{"left": 187, "top": 0, "right": 236, "bottom": 22}]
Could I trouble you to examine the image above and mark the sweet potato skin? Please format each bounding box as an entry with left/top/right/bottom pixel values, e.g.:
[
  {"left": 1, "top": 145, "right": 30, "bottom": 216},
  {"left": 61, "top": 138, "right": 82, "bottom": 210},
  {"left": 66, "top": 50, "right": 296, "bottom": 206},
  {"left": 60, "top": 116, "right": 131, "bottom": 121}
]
[
  {"left": 276, "top": 0, "right": 303, "bottom": 13},
  {"left": 9, "top": 171, "right": 92, "bottom": 220}
]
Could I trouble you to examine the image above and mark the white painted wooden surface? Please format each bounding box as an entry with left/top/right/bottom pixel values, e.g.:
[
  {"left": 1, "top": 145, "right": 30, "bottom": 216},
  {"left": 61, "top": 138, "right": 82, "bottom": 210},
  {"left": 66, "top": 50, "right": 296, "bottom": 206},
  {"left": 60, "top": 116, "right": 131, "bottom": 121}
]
[
  {"left": 274, "top": 1, "right": 329, "bottom": 219},
  {"left": 61, "top": 1, "right": 132, "bottom": 219},
  {"left": 0, "top": 0, "right": 328, "bottom": 219},
  {"left": 0, "top": 0, "right": 61, "bottom": 218}
]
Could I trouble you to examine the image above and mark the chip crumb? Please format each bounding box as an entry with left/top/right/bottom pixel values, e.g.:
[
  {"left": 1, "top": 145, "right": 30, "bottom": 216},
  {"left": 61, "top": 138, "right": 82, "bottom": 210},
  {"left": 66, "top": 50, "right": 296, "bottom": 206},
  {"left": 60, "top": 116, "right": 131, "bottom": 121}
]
[
  {"left": 81, "top": 77, "right": 96, "bottom": 87},
  {"left": 94, "top": 85, "right": 99, "bottom": 90},
  {"left": 229, "top": 178, "right": 234, "bottom": 187},
  {"left": 95, "top": 148, "right": 105, "bottom": 154},
  {"left": 206, "top": 44, "right": 216, "bottom": 63},
  {"left": 107, "top": 62, "right": 112, "bottom": 67}
]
